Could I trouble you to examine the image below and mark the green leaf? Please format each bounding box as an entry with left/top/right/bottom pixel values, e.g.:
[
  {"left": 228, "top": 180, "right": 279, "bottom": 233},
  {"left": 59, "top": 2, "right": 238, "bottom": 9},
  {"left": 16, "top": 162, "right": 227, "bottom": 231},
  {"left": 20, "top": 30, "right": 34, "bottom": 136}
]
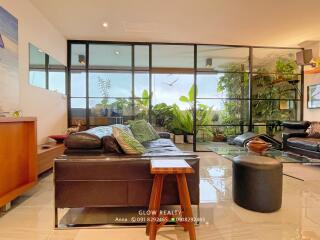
[
  {"left": 188, "top": 84, "right": 198, "bottom": 102},
  {"left": 179, "top": 96, "right": 189, "bottom": 102},
  {"left": 142, "top": 89, "right": 149, "bottom": 99}
]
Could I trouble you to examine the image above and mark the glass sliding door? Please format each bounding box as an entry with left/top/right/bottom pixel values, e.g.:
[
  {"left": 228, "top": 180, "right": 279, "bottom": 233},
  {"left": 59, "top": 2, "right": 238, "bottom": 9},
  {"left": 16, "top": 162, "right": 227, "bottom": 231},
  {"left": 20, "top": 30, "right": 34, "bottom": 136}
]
[
  {"left": 195, "top": 46, "right": 250, "bottom": 151},
  {"left": 151, "top": 44, "right": 194, "bottom": 134},
  {"left": 251, "top": 48, "right": 302, "bottom": 139}
]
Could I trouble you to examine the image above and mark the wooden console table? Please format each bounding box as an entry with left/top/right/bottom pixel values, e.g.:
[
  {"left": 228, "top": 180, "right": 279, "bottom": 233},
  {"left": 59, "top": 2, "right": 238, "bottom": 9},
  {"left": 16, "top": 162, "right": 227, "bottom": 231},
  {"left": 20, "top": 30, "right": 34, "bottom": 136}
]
[
  {"left": 0, "top": 117, "right": 37, "bottom": 209},
  {"left": 38, "top": 143, "right": 65, "bottom": 175}
]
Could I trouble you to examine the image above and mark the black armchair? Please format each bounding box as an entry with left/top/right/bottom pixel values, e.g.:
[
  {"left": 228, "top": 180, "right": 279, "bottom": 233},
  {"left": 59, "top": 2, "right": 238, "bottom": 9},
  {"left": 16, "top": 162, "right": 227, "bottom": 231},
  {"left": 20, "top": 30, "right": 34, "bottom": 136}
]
[{"left": 281, "top": 121, "right": 320, "bottom": 158}]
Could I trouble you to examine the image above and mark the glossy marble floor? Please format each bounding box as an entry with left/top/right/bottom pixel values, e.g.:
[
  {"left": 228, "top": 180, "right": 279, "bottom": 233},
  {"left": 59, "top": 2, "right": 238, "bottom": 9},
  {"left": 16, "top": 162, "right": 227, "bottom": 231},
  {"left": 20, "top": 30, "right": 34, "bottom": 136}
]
[{"left": 1, "top": 146, "right": 320, "bottom": 240}]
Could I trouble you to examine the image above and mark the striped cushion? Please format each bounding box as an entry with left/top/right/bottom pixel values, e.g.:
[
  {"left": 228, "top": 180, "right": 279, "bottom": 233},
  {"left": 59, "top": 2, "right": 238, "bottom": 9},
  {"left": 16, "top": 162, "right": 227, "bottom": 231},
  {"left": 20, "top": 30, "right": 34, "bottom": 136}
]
[{"left": 112, "top": 127, "right": 145, "bottom": 154}]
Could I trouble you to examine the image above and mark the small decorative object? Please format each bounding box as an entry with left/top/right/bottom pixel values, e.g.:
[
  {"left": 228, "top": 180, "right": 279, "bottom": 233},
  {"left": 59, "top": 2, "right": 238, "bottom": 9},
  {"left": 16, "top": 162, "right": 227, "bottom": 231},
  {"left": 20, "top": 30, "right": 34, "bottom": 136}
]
[
  {"left": 66, "top": 122, "right": 81, "bottom": 135},
  {"left": 12, "top": 110, "right": 21, "bottom": 117},
  {"left": 246, "top": 138, "right": 271, "bottom": 154},
  {"left": 48, "top": 134, "right": 67, "bottom": 144}
]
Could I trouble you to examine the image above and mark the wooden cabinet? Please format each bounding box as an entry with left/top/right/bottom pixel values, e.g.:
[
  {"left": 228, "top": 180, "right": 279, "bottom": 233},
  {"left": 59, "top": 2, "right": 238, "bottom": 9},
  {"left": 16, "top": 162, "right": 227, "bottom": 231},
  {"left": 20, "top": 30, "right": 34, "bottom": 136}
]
[
  {"left": 37, "top": 143, "right": 65, "bottom": 174},
  {"left": 0, "top": 117, "right": 37, "bottom": 207}
]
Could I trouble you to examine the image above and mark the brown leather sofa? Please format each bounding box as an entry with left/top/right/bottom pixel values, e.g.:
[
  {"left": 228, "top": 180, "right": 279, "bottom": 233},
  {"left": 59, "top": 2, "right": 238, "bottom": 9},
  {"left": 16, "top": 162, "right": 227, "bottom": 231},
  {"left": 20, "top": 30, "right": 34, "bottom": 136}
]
[{"left": 54, "top": 125, "right": 200, "bottom": 227}]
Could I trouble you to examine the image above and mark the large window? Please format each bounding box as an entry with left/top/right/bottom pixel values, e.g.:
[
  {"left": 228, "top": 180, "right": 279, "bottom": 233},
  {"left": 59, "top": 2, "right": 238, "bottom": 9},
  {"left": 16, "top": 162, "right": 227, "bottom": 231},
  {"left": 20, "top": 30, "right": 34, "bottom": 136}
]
[
  {"left": 69, "top": 43, "right": 150, "bottom": 128},
  {"left": 68, "top": 41, "right": 303, "bottom": 151}
]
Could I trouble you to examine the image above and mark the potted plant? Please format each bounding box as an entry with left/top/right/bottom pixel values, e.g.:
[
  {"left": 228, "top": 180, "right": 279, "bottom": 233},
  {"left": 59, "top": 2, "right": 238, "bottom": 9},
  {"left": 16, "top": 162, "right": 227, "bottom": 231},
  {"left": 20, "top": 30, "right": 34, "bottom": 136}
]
[
  {"left": 212, "top": 127, "right": 226, "bottom": 142},
  {"left": 167, "top": 105, "right": 186, "bottom": 144}
]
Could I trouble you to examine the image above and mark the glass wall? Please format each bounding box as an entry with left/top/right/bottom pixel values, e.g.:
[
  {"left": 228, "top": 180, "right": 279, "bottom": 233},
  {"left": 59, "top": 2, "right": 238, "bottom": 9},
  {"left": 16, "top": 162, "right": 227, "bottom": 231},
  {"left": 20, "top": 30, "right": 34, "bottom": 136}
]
[
  {"left": 68, "top": 41, "right": 303, "bottom": 151},
  {"left": 251, "top": 47, "right": 302, "bottom": 140}
]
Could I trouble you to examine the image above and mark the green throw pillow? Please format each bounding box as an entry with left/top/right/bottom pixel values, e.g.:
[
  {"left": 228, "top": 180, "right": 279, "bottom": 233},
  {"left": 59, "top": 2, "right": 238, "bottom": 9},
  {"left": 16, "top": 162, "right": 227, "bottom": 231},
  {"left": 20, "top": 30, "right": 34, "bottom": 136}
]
[
  {"left": 147, "top": 122, "right": 160, "bottom": 140},
  {"left": 128, "top": 120, "right": 159, "bottom": 143},
  {"left": 112, "top": 127, "right": 145, "bottom": 154}
]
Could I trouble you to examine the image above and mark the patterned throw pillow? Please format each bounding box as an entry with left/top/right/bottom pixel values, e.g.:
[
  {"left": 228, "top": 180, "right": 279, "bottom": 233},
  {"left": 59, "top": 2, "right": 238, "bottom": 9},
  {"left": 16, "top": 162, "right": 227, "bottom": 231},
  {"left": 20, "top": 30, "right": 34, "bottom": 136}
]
[
  {"left": 128, "top": 120, "right": 159, "bottom": 143},
  {"left": 308, "top": 122, "right": 320, "bottom": 138},
  {"left": 112, "top": 127, "right": 145, "bottom": 154},
  {"left": 147, "top": 122, "right": 160, "bottom": 140},
  {"left": 112, "top": 124, "right": 134, "bottom": 136}
]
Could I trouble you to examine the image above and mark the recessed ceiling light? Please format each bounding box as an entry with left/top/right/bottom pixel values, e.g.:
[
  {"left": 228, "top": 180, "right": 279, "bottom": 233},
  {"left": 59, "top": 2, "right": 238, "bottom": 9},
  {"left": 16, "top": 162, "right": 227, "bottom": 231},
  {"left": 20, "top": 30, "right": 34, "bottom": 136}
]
[
  {"left": 114, "top": 50, "right": 120, "bottom": 55},
  {"left": 102, "top": 22, "right": 108, "bottom": 28}
]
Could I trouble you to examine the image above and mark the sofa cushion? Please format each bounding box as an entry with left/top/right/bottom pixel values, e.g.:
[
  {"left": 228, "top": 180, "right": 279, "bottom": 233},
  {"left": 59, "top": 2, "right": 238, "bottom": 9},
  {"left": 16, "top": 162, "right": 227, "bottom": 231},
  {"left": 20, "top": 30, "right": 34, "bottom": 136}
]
[
  {"left": 287, "top": 137, "right": 320, "bottom": 152},
  {"left": 65, "top": 125, "right": 130, "bottom": 153},
  {"left": 147, "top": 122, "right": 160, "bottom": 139},
  {"left": 103, "top": 135, "right": 123, "bottom": 153},
  {"left": 64, "top": 126, "right": 108, "bottom": 149},
  {"left": 129, "top": 120, "right": 159, "bottom": 143},
  {"left": 112, "top": 126, "right": 145, "bottom": 154},
  {"left": 142, "top": 138, "right": 181, "bottom": 155}
]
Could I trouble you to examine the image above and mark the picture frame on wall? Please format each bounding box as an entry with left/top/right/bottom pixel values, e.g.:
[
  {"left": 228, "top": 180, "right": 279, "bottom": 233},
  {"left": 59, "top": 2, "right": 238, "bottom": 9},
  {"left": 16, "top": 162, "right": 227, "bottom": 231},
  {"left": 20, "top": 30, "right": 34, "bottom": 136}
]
[{"left": 308, "top": 84, "right": 320, "bottom": 109}]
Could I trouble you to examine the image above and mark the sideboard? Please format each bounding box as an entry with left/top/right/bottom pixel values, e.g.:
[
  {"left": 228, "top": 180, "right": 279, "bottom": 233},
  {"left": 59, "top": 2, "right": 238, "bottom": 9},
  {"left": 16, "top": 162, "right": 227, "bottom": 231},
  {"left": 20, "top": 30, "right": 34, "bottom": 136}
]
[{"left": 0, "top": 117, "right": 37, "bottom": 209}]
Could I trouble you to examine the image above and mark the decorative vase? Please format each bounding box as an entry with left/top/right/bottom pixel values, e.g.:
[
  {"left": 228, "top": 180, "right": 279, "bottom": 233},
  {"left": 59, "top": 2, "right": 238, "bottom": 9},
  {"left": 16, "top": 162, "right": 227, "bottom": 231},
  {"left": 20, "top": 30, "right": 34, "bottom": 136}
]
[{"left": 246, "top": 138, "right": 271, "bottom": 154}]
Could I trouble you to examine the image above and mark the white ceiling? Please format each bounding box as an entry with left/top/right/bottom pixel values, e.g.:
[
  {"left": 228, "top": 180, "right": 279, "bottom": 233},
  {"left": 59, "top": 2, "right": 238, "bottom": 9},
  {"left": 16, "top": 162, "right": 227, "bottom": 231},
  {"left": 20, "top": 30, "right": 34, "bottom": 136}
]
[{"left": 30, "top": 0, "right": 320, "bottom": 47}]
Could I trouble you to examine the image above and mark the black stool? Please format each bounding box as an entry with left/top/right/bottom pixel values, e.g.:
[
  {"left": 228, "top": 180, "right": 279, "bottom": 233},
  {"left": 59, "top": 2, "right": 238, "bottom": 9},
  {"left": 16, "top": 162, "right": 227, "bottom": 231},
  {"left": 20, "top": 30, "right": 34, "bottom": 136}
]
[{"left": 232, "top": 155, "right": 283, "bottom": 213}]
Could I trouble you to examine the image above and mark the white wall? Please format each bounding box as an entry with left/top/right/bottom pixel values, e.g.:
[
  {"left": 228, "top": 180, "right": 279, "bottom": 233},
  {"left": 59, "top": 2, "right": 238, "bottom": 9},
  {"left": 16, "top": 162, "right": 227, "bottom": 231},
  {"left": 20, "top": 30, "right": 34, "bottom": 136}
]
[
  {"left": 0, "top": 0, "right": 67, "bottom": 144},
  {"left": 304, "top": 74, "right": 320, "bottom": 121}
]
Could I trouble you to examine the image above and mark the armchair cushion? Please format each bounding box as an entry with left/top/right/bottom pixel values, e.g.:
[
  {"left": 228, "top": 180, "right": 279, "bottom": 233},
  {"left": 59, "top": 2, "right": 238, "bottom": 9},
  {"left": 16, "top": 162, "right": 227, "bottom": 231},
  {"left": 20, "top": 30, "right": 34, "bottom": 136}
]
[
  {"left": 282, "top": 121, "right": 311, "bottom": 131},
  {"left": 287, "top": 137, "right": 320, "bottom": 152}
]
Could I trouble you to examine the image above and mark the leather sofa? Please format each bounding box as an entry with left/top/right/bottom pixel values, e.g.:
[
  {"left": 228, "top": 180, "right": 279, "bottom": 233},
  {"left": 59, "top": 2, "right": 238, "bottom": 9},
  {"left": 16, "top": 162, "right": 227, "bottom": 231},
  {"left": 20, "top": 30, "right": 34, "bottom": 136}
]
[
  {"left": 282, "top": 121, "right": 320, "bottom": 158},
  {"left": 54, "top": 125, "right": 200, "bottom": 227}
]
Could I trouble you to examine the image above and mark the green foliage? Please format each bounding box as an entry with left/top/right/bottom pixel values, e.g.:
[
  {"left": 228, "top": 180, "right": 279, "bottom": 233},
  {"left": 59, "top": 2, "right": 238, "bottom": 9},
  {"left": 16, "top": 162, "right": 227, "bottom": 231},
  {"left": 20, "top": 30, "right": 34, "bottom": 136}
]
[
  {"left": 179, "top": 84, "right": 198, "bottom": 109},
  {"left": 167, "top": 105, "right": 193, "bottom": 135},
  {"left": 217, "top": 64, "right": 249, "bottom": 125},
  {"left": 167, "top": 103, "right": 214, "bottom": 136},
  {"left": 152, "top": 103, "right": 174, "bottom": 128},
  {"left": 136, "top": 89, "right": 149, "bottom": 120},
  {"left": 98, "top": 77, "right": 111, "bottom": 108},
  {"left": 275, "top": 58, "right": 297, "bottom": 76}
]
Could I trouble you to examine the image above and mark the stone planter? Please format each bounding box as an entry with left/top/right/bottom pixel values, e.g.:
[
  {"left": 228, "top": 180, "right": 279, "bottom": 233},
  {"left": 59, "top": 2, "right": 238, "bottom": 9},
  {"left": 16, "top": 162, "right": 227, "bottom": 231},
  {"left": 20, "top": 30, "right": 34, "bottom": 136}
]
[
  {"left": 174, "top": 134, "right": 184, "bottom": 144},
  {"left": 186, "top": 134, "right": 194, "bottom": 144}
]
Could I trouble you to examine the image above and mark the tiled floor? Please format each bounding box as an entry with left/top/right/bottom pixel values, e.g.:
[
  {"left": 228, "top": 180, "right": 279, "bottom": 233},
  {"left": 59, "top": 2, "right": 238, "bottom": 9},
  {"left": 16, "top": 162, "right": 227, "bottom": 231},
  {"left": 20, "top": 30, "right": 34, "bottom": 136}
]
[{"left": 1, "top": 146, "right": 320, "bottom": 239}]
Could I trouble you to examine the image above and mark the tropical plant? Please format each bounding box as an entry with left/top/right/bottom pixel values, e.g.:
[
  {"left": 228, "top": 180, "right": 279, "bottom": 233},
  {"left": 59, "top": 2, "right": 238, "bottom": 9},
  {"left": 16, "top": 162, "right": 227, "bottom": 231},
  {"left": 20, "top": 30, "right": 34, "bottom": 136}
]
[
  {"left": 135, "top": 89, "right": 149, "bottom": 119},
  {"left": 275, "top": 58, "right": 297, "bottom": 80},
  {"left": 152, "top": 103, "right": 174, "bottom": 128},
  {"left": 167, "top": 104, "right": 214, "bottom": 137},
  {"left": 196, "top": 104, "right": 215, "bottom": 138},
  {"left": 98, "top": 77, "right": 111, "bottom": 108},
  {"left": 179, "top": 84, "right": 197, "bottom": 110},
  {"left": 217, "top": 64, "right": 249, "bottom": 126},
  {"left": 167, "top": 105, "right": 193, "bottom": 135}
]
